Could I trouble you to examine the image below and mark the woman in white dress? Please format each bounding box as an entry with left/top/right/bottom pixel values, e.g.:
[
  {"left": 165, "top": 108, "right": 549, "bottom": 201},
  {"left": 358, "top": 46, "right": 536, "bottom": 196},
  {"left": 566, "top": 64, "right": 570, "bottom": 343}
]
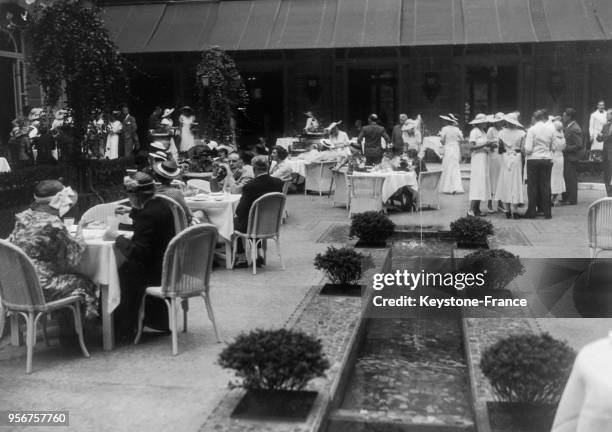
[
  {"left": 178, "top": 106, "right": 196, "bottom": 153},
  {"left": 550, "top": 118, "right": 567, "bottom": 206},
  {"left": 494, "top": 113, "right": 526, "bottom": 219},
  {"left": 468, "top": 113, "right": 491, "bottom": 216},
  {"left": 486, "top": 112, "right": 505, "bottom": 212},
  {"left": 160, "top": 108, "right": 179, "bottom": 161},
  {"left": 105, "top": 111, "right": 122, "bottom": 160},
  {"left": 438, "top": 114, "right": 464, "bottom": 194}
]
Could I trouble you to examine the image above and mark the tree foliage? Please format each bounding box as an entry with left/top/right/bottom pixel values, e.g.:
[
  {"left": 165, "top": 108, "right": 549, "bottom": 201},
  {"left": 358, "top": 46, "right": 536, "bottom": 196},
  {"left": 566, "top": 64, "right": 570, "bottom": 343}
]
[
  {"left": 197, "top": 46, "right": 249, "bottom": 144},
  {"left": 26, "top": 0, "right": 128, "bottom": 153}
]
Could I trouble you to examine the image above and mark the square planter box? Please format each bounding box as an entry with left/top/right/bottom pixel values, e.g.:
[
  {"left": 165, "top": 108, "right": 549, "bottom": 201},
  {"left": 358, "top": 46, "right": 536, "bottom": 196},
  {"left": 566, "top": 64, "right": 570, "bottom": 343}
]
[
  {"left": 354, "top": 239, "right": 388, "bottom": 248},
  {"left": 319, "top": 283, "right": 364, "bottom": 297},
  {"left": 455, "top": 240, "right": 489, "bottom": 249},
  {"left": 487, "top": 402, "right": 557, "bottom": 432},
  {"left": 231, "top": 389, "right": 318, "bottom": 422}
]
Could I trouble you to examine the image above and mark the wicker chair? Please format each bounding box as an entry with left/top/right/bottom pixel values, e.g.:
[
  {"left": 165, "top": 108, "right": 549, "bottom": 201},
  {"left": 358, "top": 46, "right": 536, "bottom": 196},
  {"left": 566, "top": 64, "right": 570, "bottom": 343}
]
[
  {"left": 281, "top": 181, "right": 290, "bottom": 223},
  {"left": 155, "top": 195, "right": 188, "bottom": 235},
  {"left": 0, "top": 239, "right": 90, "bottom": 373},
  {"left": 231, "top": 192, "right": 286, "bottom": 275},
  {"left": 417, "top": 170, "right": 442, "bottom": 210},
  {"left": 80, "top": 202, "right": 122, "bottom": 226},
  {"left": 187, "top": 179, "right": 211, "bottom": 193},
  {"left": 348, "top": 175, "right": 385, "bottom": 217},
  {"left": 586, "top": 197, "right": 612, "bottom": 283},
  {"left": 304, "top": 161, "right": 336, "bottom": 196},
  {"left": 134, "top": 224, "right": 221, "bottom": 355}
]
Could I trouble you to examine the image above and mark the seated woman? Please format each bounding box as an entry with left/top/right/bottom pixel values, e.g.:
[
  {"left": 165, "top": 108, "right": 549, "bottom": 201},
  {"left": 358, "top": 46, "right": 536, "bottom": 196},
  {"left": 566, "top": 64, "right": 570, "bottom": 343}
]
[
  {"left": 334, "top": 142, "right": 366, "bottom": 173},
  {"left": 209, "top": 161, "right": 236, "bottom": 192},
  {"left": 269, "top": 145, "right": 293, "bottom": 181},
  {"left": 104, "top": 173, "right": 174, "bottom": 341},
  {"left": 9, "top": 180, "right": 98, "bottom": 344}
]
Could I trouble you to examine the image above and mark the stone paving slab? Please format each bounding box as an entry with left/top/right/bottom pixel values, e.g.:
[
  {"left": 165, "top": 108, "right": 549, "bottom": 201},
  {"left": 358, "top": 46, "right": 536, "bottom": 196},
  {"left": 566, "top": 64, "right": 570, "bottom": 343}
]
[{"left": 0, "top": 183, "right": 609, "bottom": 432}]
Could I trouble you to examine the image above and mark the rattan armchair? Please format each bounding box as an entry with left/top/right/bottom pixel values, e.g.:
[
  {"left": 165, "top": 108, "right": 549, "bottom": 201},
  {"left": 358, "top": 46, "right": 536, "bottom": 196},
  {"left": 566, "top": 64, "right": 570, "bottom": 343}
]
[
  {"left": 134, "top": 224, "right": 221, "bottom": 355},
  {"left": 0, "top": 239, "right": 90, "bottom": 373}
]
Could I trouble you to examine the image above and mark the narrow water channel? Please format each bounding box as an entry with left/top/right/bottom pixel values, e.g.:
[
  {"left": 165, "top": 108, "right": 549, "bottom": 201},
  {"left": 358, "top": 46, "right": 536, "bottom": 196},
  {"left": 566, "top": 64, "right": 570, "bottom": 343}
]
[{"left": 327, "top": 234, "right": 475, "bottom": 431}]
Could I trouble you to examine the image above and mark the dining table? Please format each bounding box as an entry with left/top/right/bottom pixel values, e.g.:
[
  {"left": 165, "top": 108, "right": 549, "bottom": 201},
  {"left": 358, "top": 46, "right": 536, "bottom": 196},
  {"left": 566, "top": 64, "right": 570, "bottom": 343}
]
[
  {"left": 185, "top": 193, "right": 241, "bottom": 269},
  {"left": 348, "top": 170, "right": 419, "bottom": 203},
  {"left": 74, "top": 226, "right": 131, "bottom": 351}
]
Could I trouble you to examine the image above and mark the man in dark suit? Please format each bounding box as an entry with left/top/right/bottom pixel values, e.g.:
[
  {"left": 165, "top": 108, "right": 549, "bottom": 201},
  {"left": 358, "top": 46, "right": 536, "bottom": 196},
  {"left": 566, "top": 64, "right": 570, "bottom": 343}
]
[
  {"left": 391, "top": 114, "right": 408, "bottom": 156},
  {"left": 357, "top": 113, "right": 391, "bottom": 165},
  {"left": 234, "top": 155, "right": 283, "bottom": 232},
  {"left": 561, "top": 108, "right": 584, "bottom": 205},
  {"left": 598, "top": 109, "right": 612, "bottom": 196},
  {"left": 105, "top": 172, "right": 175, "bottom": 340},
  {"left": 121, "top": 104, "right": 139, "bottom": 157},
  {"left": 233, "top": 156, "right": 283, "bottom": 266}
]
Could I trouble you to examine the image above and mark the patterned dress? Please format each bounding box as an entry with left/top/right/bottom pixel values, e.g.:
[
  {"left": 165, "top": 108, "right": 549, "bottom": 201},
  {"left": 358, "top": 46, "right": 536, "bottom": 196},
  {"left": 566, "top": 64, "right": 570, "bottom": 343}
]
[{"left": 9, "top": 210, "right": 99, "bottom": 320}]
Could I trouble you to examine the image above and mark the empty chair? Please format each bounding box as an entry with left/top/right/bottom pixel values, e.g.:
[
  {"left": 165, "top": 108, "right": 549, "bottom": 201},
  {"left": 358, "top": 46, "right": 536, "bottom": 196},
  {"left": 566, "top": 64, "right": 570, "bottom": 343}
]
[
  {"left": 231, "top": 192, "right": 286, "bottom": 275},
  {"left": 134, "top": 224, "right": 221, "bottom": 355},
  {"left": 348, "top": 175, "right": 385, "bottom": 217},
  {"left": 155, "top": 194, "right": 188, "bottom": 235},
  {"left": 0, "top": 239, "right": 89, "bottom": 373},
  {"left": 187, "top": 179, "right": 211, "bottom": 193},
  {"left": 586, "top": 197, "right": 612, "bottom": 283},
  {"left": 417, "top": 170, "right": 442, "bottom": 210},
  {"left": 305, "top": 161, "right": 336, "bottom": 196}
]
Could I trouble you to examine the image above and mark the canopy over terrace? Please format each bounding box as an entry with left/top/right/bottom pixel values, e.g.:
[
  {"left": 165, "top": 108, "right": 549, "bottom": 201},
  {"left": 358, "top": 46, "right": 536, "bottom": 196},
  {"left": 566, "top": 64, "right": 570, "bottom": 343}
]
[{"left": 102, "top": 0, "right": 612, "bottom": 53}]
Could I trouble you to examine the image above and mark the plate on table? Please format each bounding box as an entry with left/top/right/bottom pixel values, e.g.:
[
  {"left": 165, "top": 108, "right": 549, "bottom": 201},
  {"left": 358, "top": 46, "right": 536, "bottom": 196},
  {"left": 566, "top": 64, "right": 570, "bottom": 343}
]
[
  {"left": 191, "top": 194, "right": 210, "bottom": 201},
  {"left": 209, "top": 192, "right": 224, "bottom": 197}
]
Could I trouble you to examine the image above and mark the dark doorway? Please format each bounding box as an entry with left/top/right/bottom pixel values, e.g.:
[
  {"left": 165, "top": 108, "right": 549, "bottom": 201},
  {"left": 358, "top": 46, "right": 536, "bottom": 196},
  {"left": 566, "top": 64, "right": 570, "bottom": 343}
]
[
  {"left": 0, "top": 57, "right": 15, "bottom": 156},
  {"left": 466, "top": 65, "right": 518, "bottom": 118},
  {"left": 348, "top": 69, "right": 397, "bottom": 132},
  {"left": 128, "top": 66, "right": 175, "bottom": 148},
  {"left": 238, "top": 71, "right": 284, "bottom": 148},
  {"left": 237, "top": 71, "right": 284, "bottom": 149}
]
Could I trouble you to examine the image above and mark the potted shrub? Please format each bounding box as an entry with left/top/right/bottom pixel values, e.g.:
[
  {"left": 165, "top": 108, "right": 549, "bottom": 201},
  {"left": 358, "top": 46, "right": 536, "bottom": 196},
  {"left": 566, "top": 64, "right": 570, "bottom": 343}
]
[
  {"left": 219, "top": 328, "right": 330, "bottom": 421},
  {"left": 461, "top": 249, "right": 524, "bottom": 300},
  {"left": 480, "top": 333, "right": 576, "bottom": 432},
  {"left": 314, "top": 246, "right": 367, "bottom": 296},
  {"left": 349, "top": 211, "right": 395, "bottom": 248},
  {"left": 450, "top": 215, "right": 493, "bottom": 249}
]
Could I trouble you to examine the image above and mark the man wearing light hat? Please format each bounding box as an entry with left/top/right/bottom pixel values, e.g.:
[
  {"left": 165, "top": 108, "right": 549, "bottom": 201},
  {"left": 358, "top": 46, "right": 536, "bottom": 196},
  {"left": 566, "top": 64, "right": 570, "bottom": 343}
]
[{"left": 152, "top": 159, "right": 193, "bottom": 224}]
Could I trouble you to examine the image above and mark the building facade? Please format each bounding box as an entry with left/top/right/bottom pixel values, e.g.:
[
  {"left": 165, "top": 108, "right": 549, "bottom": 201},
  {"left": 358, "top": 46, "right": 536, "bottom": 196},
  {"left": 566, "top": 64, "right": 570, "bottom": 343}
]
[{"left": 3, "top": 0, "right": 612, "bottom": 147}]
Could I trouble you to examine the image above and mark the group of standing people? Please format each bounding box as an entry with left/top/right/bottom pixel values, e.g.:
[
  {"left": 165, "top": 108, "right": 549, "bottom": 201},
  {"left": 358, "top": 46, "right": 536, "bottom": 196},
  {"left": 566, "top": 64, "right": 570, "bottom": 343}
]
[{"left": 437, "top": 106, "right": 586, "bottom": 219}]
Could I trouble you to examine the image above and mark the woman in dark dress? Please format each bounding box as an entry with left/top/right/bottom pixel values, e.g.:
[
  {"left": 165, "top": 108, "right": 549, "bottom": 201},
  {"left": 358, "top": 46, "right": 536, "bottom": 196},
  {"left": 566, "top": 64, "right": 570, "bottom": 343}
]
[{"left": 104, "top": 172, "right": 175, "bottom": 341}]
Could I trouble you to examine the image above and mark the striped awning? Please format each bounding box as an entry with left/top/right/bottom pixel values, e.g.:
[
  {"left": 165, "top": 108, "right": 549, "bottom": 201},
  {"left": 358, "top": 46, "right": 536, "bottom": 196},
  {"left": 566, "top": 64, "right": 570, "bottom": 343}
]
[{"left": 102, "top": 0, "right": 612, "bottom": 53}]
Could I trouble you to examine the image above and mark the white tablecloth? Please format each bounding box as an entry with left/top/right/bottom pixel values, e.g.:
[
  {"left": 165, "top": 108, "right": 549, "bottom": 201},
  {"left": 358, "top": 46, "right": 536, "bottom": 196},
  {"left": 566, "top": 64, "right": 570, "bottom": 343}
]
[
  {"left": 276, "top": 137, "right": 297, "bottom": 151},
  {"left": 0, "top": 157, "right": 10, "bottom": 173},
  {"left": 352, "top": 171, "right": 418, "bottom": 202},
  {"left": 186, "top": 194, "right": 241, "bottom": 241},
  {"left": 286, "top": 159, "right": 307, "bottom": 177},
  {"left": 77, "top": 229, "right": 125, "bottom": 313}
]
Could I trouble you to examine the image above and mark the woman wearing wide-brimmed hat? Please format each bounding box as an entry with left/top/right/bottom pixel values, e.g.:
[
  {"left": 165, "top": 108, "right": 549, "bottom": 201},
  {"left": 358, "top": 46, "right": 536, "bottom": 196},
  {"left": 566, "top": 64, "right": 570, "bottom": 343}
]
[
  {"left": 178, "top": 106, "right": 196, "bottom": 153},
  {"left": 105, "top": 111, "right": 123, "bottom": 160},
  {"left": 438, "top": 114, "right": 464, "bottom": 194},
  {"left": 467, "top": 113, "right": 491, "bottom": 216},
  {"left": 494, "top": 113, "right": 526, "bottom": 218},
  {"left": 486, "top": 112, "right": 505, "bottom": 212}
]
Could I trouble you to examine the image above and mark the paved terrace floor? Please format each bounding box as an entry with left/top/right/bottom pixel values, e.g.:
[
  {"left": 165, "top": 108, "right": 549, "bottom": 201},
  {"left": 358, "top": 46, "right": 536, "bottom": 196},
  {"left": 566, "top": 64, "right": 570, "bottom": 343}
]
[{"left": 1, "top": 171, "right": 611, "bottom": 431}]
